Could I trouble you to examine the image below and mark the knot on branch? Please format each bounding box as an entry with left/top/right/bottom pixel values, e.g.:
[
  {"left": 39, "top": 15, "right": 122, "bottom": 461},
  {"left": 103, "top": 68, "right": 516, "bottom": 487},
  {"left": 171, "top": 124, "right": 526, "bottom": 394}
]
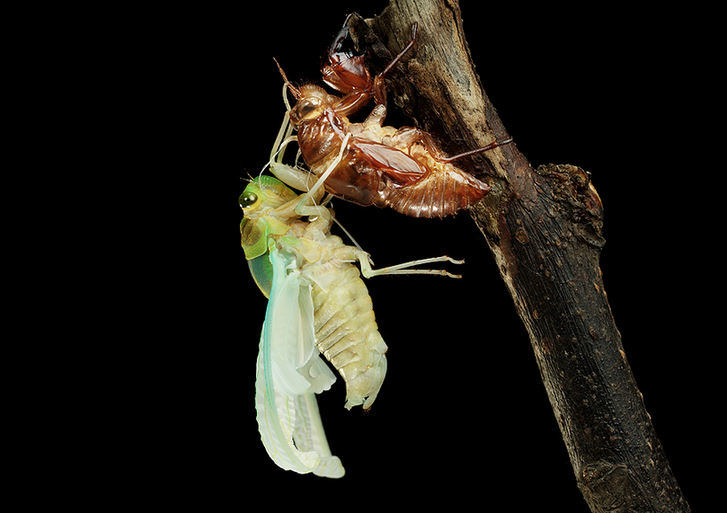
[
  {"left": 578, "top": 460, "right": 650, "bottom": 513},
  {"left": 536, "top": 163, "right": 606, "bottom": 249}
]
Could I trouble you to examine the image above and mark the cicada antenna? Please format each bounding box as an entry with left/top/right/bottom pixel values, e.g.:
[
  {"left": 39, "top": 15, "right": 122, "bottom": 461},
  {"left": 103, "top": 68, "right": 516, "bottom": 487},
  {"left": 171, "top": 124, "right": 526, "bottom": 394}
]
[{"left": 273, "top": 57, "right": 301, "bottom": 99}]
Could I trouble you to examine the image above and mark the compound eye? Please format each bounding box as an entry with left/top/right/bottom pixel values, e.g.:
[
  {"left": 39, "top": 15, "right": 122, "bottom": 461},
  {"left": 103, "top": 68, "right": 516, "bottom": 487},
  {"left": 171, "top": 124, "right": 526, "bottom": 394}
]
[
  {"left": 299, "top": 103, "right": 315, "bottom": 117},
  {"left": 239, "top": 191, "right": 258, "bottom": 209},
  {"left": 295, "top": 97, "right": 322, "bottom": 121}
]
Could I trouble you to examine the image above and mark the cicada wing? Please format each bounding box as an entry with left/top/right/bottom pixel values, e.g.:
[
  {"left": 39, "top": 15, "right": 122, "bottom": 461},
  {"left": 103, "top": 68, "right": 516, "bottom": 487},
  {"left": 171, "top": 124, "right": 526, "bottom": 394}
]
[
  {"left": 292, "top": 394, "right": 344, "bottom": 478},
  {"left": 254, "top": 247, "right": 344, "bottom": 478}
]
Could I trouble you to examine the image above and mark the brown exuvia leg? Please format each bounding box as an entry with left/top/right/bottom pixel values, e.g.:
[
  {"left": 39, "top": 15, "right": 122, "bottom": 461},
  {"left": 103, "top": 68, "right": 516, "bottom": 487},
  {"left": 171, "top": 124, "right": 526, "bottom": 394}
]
[
  {"left": 390, "top": 126, "right": 513, "bottom": 163},
  {"left": 438, "top": 137, "right": 514, "bottom": 162},
  {"left": 372, "top": 22, "right": 419, "bottom": 106}
]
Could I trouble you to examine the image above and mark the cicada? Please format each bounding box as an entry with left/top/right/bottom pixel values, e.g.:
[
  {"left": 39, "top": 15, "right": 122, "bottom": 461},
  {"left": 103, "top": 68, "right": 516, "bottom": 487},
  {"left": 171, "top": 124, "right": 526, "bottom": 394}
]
[
  {"left": 271, "top": 20, "right": 512, "bottom": 218},
  {"left": 242, "top": 161, "right": 462, "bottom": 476}
]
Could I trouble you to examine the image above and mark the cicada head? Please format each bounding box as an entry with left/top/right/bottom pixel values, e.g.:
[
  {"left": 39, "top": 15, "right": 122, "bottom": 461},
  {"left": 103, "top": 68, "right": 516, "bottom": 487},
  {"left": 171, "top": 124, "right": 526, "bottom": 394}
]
[
  {"left": 273, "top": 58, "right": 332, "bottom": 128},
  {"left": 239, "top": 176, "right": 297, "bottom": 260},
  {"left": 288, "top": 85, "right": 331, "bottom": 127}
]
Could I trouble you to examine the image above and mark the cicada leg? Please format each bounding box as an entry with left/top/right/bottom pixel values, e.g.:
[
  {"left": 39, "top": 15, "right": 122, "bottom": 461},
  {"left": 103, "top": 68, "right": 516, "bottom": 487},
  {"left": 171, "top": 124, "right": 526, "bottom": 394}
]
[
  {"left": 362, "top": 103, "right": 387, "bottom": 130},
  {"left": 371, "top": 22, "right": 419, "bottom": 106},
  {"left": 269, "top": 85, "right": 295, "bottom": 161},
  {"left": 293, "top": 132, "right": 352, "bottom": 218},
  {"left": 266, "top": 82, "right": 332, "bottom": 202},
  {"left": 269, "top": 139, "right": 320, "bottom": 196},
  {"left": 266, "top": 102, "right": 325, "bottom": 198},
  {"left": 389, "top": 125, "right": 513, "bottom": 164},
  {"left": 435, "top": 137, "right": 514, "bottom": 163},
  {"left": 266, "top": 124, "right": 338, "bottom": 228},
  {"left": 352, "top": 250, "right": 464, "bottom": 279}
]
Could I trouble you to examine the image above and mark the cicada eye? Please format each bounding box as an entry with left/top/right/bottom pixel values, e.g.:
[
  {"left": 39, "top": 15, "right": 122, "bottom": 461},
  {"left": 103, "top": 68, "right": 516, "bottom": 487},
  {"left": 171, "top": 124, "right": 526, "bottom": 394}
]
[
  {"left": 298, "top": 102, "right": 317, "bottom": 118},
  {"left": 239, "top": 191, "right": 258, "bottom": 209},
  {"left": 290, "top": 94, "right": 323, "bottom": 125}
]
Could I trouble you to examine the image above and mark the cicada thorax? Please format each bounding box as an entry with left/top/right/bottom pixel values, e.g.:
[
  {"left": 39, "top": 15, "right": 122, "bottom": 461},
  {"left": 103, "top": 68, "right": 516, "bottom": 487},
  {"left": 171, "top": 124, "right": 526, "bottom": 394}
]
[
  {"left": 303, "top": 257, "right": 387, "bottom": 411},
  {"left": 296, "top": 111, "right": 387, "bottom": 208}
]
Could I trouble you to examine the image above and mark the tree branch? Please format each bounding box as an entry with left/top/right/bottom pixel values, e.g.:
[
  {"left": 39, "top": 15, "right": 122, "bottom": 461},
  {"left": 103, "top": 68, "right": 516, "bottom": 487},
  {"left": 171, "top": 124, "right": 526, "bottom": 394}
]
[{"left": 351, "top": 1, "right": 691, "bottom": 511}]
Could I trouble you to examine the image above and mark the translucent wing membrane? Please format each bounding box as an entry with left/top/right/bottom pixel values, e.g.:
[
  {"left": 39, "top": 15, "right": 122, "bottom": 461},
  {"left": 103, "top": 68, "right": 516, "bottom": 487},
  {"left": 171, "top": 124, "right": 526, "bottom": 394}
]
[{"left": 255, "top": 247, "right": 344, "bottom": 478}]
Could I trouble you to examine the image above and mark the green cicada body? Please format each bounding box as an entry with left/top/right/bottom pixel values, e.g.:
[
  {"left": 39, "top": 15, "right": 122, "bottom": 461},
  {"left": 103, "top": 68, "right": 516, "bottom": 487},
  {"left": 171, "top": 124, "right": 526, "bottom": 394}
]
[
  {"left": 241, "top": 175, "right": 389, "bottom": 478},
  {"left": 241, "top": 172, "right": 462, "bottom": 477}
]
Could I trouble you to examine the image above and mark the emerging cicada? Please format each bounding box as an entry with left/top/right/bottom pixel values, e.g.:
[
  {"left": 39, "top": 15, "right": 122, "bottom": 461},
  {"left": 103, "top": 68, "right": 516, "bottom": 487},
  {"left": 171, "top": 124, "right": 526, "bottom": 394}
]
[
  {"left": 242, "top": 143, "right": 463, "bottom": 476},
  {"left": 271, "top": 20, "right": 512, "bottom": 218}
]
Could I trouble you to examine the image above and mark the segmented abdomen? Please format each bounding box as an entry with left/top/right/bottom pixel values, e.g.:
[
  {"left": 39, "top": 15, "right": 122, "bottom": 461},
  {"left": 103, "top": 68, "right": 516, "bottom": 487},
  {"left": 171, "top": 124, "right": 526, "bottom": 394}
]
[
  {"left": 381, "top": 159, "right": 489, "bottom": 218},
  {"left": 309, "top": 264, "right": 387, "bottom": 410}
]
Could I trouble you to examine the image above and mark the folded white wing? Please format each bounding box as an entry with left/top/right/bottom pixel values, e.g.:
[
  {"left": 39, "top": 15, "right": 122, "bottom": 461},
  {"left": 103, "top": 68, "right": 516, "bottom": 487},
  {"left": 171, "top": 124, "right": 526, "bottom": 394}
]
[{"left": 255, "top": 247, "right": 344, "bottom": 478}]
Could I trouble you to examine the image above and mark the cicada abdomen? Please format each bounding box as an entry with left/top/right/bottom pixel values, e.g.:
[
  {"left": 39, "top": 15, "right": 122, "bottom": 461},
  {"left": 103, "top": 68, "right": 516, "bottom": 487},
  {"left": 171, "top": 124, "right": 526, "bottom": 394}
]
[
  {"left": 379, "top": 159, "right": 491, "bottom": 218},
  {"left": 306, "top": 262, "right": 387, "bottom": 410}
]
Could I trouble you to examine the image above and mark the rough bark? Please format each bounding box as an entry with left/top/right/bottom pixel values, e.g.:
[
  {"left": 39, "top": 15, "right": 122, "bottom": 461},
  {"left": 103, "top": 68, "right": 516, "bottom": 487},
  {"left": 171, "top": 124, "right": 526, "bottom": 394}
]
[{"left": 349, "top": 1, "right": 691, "bottom": 511}]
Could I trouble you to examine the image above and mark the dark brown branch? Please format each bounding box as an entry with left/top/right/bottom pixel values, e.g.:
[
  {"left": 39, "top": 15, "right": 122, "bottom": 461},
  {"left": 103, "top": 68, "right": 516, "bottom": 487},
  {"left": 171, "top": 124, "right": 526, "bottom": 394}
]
[{"left": 351, "top": 1, "right": 691, "bottom": 511}]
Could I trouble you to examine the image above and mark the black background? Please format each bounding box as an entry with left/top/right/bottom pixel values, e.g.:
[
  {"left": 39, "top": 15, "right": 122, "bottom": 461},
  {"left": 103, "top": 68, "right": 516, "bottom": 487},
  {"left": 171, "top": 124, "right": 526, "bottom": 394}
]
[{"left": 81, "top": 1, "right": 719, "bottom": 510}]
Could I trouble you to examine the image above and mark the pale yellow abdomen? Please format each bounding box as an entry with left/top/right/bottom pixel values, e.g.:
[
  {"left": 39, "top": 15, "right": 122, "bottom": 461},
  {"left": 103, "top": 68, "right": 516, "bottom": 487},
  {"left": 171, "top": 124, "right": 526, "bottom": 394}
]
[{"left": 309, "top": 264, "right": 387, "bottom": 410}]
